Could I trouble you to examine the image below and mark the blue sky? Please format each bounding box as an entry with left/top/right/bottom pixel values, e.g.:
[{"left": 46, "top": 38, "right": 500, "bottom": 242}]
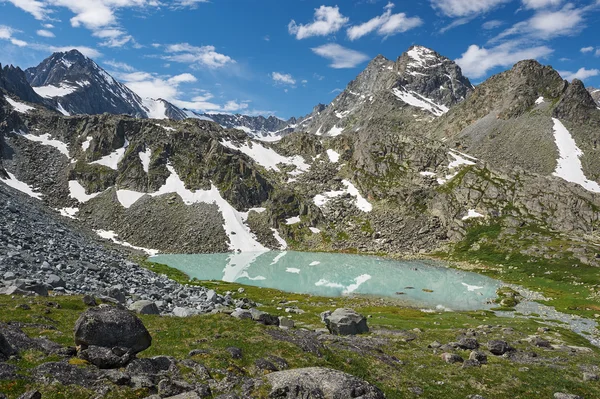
[{"left": 0, "top": 0, "right": 599, "bottom": 118}]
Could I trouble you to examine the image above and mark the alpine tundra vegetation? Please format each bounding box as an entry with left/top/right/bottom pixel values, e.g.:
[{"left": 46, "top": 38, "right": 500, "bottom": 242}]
[{"left": 1, "top": 1, "right": 600, "bottom": 398}]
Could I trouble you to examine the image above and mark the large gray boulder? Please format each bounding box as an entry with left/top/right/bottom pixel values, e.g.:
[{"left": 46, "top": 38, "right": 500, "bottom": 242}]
[
  {"left": 74, "top": 305, "right": 151, "bottom": 356},
  {"left": 129, "top": 300, "right": 160, "bottom": 315},
  {"left": 324, "top": 308, "right": 369, "bottom": 336},
  {"left": 266, "top": 367, "right": 384, "bottom": 398},
  {"left": 0, "top": 332, "right": 17, "bottom": 361}
]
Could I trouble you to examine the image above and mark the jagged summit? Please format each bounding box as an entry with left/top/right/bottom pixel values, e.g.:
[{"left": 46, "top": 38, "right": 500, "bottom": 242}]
[
  {"left": 0, "top": 64, "right": 45, "bottom": 104},
  {"left": 587, "top": 86, "right": 600, "bottom": 106}
]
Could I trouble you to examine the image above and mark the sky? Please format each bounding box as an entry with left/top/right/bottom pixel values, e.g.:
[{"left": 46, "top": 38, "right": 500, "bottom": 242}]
[{"left": 0, "top": 0, "right": 599, "bottom": 119}]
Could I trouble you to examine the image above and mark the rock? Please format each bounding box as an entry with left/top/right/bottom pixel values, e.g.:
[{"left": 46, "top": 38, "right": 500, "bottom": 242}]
[
  {"left": 74, "top": 305, "right": 152, "bottom": 355},
  {"left": 173, "top": 307, "right": 199, "bottom": 317},
  {"left": 487, "top": 340, "right": 513, "bottom": 356},
  {"left": 469, "top": 351, "right": 487, "bottom": 364},
  {"left": 32, "top": 361, "right": 101, "bottom": 386},
  {"left": 17, "top": 392, "right": 41, "bottom": 399},
  {"left": 255, "top": 358, "right": 278, "bottom": 372},
  {"left": 440, "top": 353, "right": 463, "bottom": 364},
  {"left": 78, "top": 345, "right": 132, "bottom": 369},
  {"left": 105, "top": 286, "right": 126, "bottom": 303},
  {"left": 164, "top": 393, "right": 203, "bottom": 399},
  {"left": 82, "top": 295, "right": 97, "bottom": 306},
  {"left": 319, "top": 311, "right": 331, "bottom": 322},
  {"left": 45, "top": 274, "right": 65, "bottom": 288},
  {"left": 428, "top": 341, "right": 442, "bottom": 349},
  {"left": 126, "top": 356, "right": 174, "bottom": 376},
  {"left": 158, "top": 379, "right": 194, "bottom": 397},
  {"left": 458, "top": 337, "right": 479, "bottom": 350},
  {"left": 231, "top": 309, "right": 252, "bottom": 320},
  {"left": 323, "top": 308, "right": 369, "bottom": 336},
  {"left": 583, "top": 372, "right": 599, "bottom": 381},
  {"left": 553, "top": 394, "right": 583, "bottom": 399},
  {"left": 462, "top": 359, "right": 481, "bottom": 368},
  {"left": 129, "top": 300, "right": 160, "bottom": 315},
  {"left": 530, "top": 336, "right": 552, "bottom": 348},
  {"left": 206, "top": 289, "right": 217, "bottom": 303},
  {"left": 189, "top": 349, "right": 210, "bottom": 357},
  {"left": 0, "top": 332, "right": 17, "bottom": 360},
  {"left": 250, "top": 308, "right": 279, "bottom": 325},
  {"left": 226, "top": 346, "right": 243, "bottom": 360},
  {"left": 100, "top": 369, "right": 131, "bottom": 386},
  {"left": 409, "top": 386, "right": 424, "bottom": 395},
  {"left": 279, "top": 317, "right": 295, "bottom": 329},
  {"left": 266, "top": 367, "right": 385, "bottom": 398},
  {"left": 467, "top": 395, "right": 487, "bottom": 399}
]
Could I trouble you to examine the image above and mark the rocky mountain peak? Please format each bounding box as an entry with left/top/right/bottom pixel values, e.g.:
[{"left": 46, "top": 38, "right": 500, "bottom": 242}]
[
  {"left": 586, "top": 86, "right": 600, "bottom": 106},
  {"left": 553, "top": 79, "right": 599, "bottom": 123},
  {"left": 0, "top": 64, "right": 45, "bottom": 104}
]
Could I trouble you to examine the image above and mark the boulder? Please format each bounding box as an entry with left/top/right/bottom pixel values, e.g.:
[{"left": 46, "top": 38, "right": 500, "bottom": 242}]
[
  {"left": 129, "top": 300, "right": 160, "bottom": 315},
  {"left": 250, "top": 309, "right": 279, "bottom": 325},
  {"left": 266, "top": 367, "right": 384, "bottom": 398},
  {"left": 45, "top": 274, "right": 66, "bottom": 289},
  {"left": 487, "top": 340, "right": 513, "bottom": 356},
  {"left": 324, "top": 308, "right": 369, "bottom": 336},
  {"left": 440, "top": 353, "right": 463, "bottom": 364},
  {"left": 457, "top": 337, "right": 479, "bottom": 350},
  {"left": 74, "top": 305, "right": 151, "bottom": 355},
  {"left": 469, "top": 351, "right": 487, "bottom": 364},
  {"left": 279, "top": 317, "right": 295, "bottom": 329},
  {"left": 0, "top": 332, "right": 17, "bottom": 360},
  {"left": 78, "top": 345, "right": 133, "bottom": 369},
  {"left": 17, "top": 391, "right": 41, "bottom": 399},
  {"left": 553, "top": 394, "right": 583, "bottom": 399}
]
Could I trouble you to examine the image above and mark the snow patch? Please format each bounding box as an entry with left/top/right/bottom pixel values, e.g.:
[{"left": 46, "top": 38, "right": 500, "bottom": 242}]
[
  {"left": 0, "top": 172, "right": 42, "bottom": 199},
  {"left": 392, "top": 88, "right": 449, "bottom": 117},
  {"left": 5, "top": 97, "right": 35, "bottom": 113},
  {"left": 270, "top": 251, "right": 287, "bottom": 265},
  {"left": 116, "top": 190, "right": 146, "bottom": 208},
  {"left": 309, "top": 227, "right": 321, "bottom": 234},
  {"left": 551, "top": 118, "right": 600, "bottom": 193},
  {"left": 139, "top": 148, "right": 151, "bottom": 173},
  {"left": 271, "top": 228, "right": 288, "bottom": 250},
  {"left": 535, "top": 96, "right": 545, "bottom": 105},
  {"left": 68, "top": 180, "right": 100, "bottom": 203},
  {"left": 21, "top": 133, "right": 70, "bottom": 158},
  {"left": 309, "top": 261, "right": 321, "bottom": 266},
  {"left": 220, "top": 140, "right": 310, "bottom": 176},
  {"left": 326, "top": 149, "right": 340, "bottom": 163},
  {"left": 58, "top": 207, "right": 78, "bottom": 219},
  {"left": 342, "top": 180, "right": 372, "bottom": 212},
  {"left": 334, "top": 110, "right": 350, "bottom": 119},
  {"left": 143, "top": 99, "right": 167, "bottom": 119},
  {"left": 327, "top": 125, "right": 344, "bottom": 136},
  {"left": 56, "top": 103, "right": 70, "bottom": 116},
  {"left": 462, "top": 209, "right": 484, "bottom": 220},
  {"left": 285, "top": 216, "right": 301, "bottom": 225},
  {"left": 151, "top": 164, "right": 267, "bottom": 252},
  {"left": 461, "top": 282, "right": 484, "bottom": 292},
  {"left": 343, "top": 274, "right": 372, "bottom": 294},
  {"left": 91, "top": 139, "right": 128, "bottom": 170},
  {"left": 95, "top": 229, "right": 159, "bottom": 256},
  {"left": 81, "top": 136, "right": 92, "bottom": 151},
  {"left": 33, "top": 84, "right": 77, "bottom": 98}
]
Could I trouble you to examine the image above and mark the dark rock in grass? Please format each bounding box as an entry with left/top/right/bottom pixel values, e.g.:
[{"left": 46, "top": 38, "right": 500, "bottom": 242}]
[
  {"left": 83, "top": 295, "right": 97, "bottom": 306},
  {"left": 0, "top": 363, "right": 19, "bottom": 380},
  {"left": 158, "top": 379, "right": 194, "bottom": 397},
  {"left": 409, "top": 386, "right": 424, "bottom": 395},
  {"left": 467, "top": 395, "right": 487, "bottom": 399},
  {"left": 188, "top": 349, "right": 210, "bottom": 357},
  {"left": 266, "top": 367, "right": 385, "bottom": 399},
  {"left": 0, "top": 323, "right": 61, "bottom": 355},
  {"left": 530, "top": 336, "right": 552, "bottom": 348},
  {"left": 226, "top": 346, "right": 243, "bottom": 360},
  {"left": 462, "top": 359, "right": 481, "bottom": 368},
  {"left": 458, "top": 337, "right": 479, "bottom": 350},
  {"left": 74, "top": 305, "right": 151, "bottom": 355},
  {"left": 441, "top": 353, "right": 463, "bottom": 364},
  {"left": 255, "top": 358, "right": 278, "bottom": 372},
  {"left": 250, "top": 308, "right": 279, "bottom": 326},
  {"left": 129, "top": 300, "right": 160, "bottom": 315},
  {"left": 179, "top": 359, "right": 211, "bottom": 381},
  {"left": 267, "top": 355, "right": 289, "bottom": 371},
  {"left": 126, "top": 356, "right": 174, "bottom": 376},
  {"left": 487, "top": 340, "right": 513, "bottom": 356},
  {"left": 469, "top": 351, "right": 487, "bottom": 364},
  {"left": 0, "top": 332, "right": 17, "bottom": 360},
  {"left": 323, "top": 308, "right": 369, "bottom": 336},
  {"left": 100, "top": 369, "right": 131, "bottom": 386},
  {"left": 17, "top": 391, "right": 41, "bottom": 399},
  {"left": 583, "top": 372, "right": 599, "bottom": 381}
]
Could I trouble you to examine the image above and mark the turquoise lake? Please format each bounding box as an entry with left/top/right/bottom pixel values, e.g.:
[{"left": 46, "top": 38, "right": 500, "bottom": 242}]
[{"left": 150, "top": 251, "right": 502, "bottom": 311}]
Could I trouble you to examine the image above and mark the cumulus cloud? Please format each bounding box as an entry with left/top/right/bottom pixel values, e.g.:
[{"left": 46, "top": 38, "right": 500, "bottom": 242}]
[
  {"left": 0, "top": 25, "right": 28, "bottom": 46},
  {"left": 288, "top": 5, "right": 349, "bottom": 39},
  {"left": 312, "top": 43, "right": 370, "bottom": 69},
  {"left": 558, "top": 67, "right": 599, "bottom": 81},
  {"left": 36, "top": 29, "right": 54, "bottom": 37},
  {"left": 492, "top": 3, "right": 589, "bottom": 42},
  {"left": 311, "top": 43, "right": 370, "bottom": 69},
  {"left": 430, "top": 0, "right": 511, "bottom": 17},
  {"left": 162, "top": 43, "right": 235, "bottom": 69},
  {"left": 347, "top": 2, "right": 422, "bottom": 40},
  {"left": 456, "top": 41, "right": 553, "bottom": 78},
  {"left": 118, "top": 71, "right": 197, "bottom": 100},
  {"left": 271, "top": 72, "right": 296, "bottom": 85},
  {"left": 522, "top": 0, "right": 563, "bottom": 9},
  {"left": 580, "top": 46, "right": 595, "bottom": 53},
  {"left": 3, "top": 0, "right": 47, "bottom": 20}
]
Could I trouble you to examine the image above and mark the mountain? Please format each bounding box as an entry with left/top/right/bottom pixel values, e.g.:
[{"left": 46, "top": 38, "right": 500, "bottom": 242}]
[
  {"left": 0, "top": 64, "right": 46, "bottom": 105},
  {"left": 198, "top": 113, "right": 298, "bottom": 141},
  {"left": 588, "top": 87, "right": 600, "bottom": 106},
  {"left": 294, "top": 45, "right": 473, "bottom": 137}
]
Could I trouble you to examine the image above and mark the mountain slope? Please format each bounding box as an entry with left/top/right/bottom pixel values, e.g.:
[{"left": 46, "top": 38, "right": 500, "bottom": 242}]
[
  {"left": 0, "top": 64, "right": 46, "bottom": 105},
  {"left": 587, "top": 87, "right": 600, "bottom": 106},
  {"left": 295, "top": 45, "right": 473, "bottom": 137}
]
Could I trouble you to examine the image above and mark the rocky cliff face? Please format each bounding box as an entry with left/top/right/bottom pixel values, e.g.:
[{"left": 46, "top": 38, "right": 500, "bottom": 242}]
[
  {"left": 200, "top": 113, "right": 297, "bottom": 140},
  {"left": 0, "top": 64, "right": 46, "bottom": 105},
  {"left": 587, "top": 87, "right": 600, "bottom": 105},
  {"left": 294, "top": 46, "right": 473, "bottom": 137}
]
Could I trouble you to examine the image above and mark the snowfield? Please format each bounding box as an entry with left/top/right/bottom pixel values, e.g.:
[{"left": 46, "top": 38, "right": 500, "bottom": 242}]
[
  {"left": 220, "top": 140, "right": 310, "bottom": 176},
  {"left": 0, "top": 172, "right": 43, "bottom": 199},
  {"left": 392, "top": 88, "right": 449, "bottom": 117},
  {"left": 551, "top": 118, "right": 600, "bottom": 193},
  {"left": 5, "top": 97, "right": 35, "bottom": 113}
]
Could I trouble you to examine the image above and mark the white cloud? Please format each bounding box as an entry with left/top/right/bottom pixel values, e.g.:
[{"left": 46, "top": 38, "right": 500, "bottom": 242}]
[
  {"left": 558, "top": 67, "right": 599, "bottom": 81},
  {"left": 288, "top": 5, "right": 349, "bottom": 39},
  {"left": 311, "top": 43, "right": 370, "bottom": 69},
  {"left": 36, "top": 29, "right": 54, "bottom": 37},
  {"left": 580, "top": 46, "right": 595, "bottom": 53},
  {"left": 104, "top": 60, "right": 134, "bottom": 71},
  {"left": 119, "top": 71, "right": 197, "bottom": 100},
  {"left": 163, "top": 43, "right": 235, "bottom": 69},
  {"left": 482, "top": 20, "right": 504, "bottom": 29},
  {"left": 3, "top": 0, "right": 47, "bottom": 20},
  {"left": 42, "top": 23, "right": 54, "bottom": 28},
  {"left": 439, "top": 17, "right": 472, "bottom": 33},
  {"left": 597, "top": 49, "right": 600, "bottom": 57},
  {"left": 492, "top": 4, "right": 588, "bottom": 42},
  {"left": 430, "top": 0, "right": 511, "bottom": 17},
  {"left": 456, "top": 41, "right": 553, "bottom": 78},
  {"left": 48, "top": 45, "right": 102, "bottom": 58},
  {"left": 271, "top": 72, "right": 296, "bottom": 85},
  {"left": 348, "top": 2, "right": 422, "bottom": 40},
  {"left": 0, "top": 25, "right": 28, "bottom": 47},
  {"left": 522, "top": 0, "right": 563, "bottom": 9},
  {"left": 173, "top": 0, "right": 208, "bottom": 7}
]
